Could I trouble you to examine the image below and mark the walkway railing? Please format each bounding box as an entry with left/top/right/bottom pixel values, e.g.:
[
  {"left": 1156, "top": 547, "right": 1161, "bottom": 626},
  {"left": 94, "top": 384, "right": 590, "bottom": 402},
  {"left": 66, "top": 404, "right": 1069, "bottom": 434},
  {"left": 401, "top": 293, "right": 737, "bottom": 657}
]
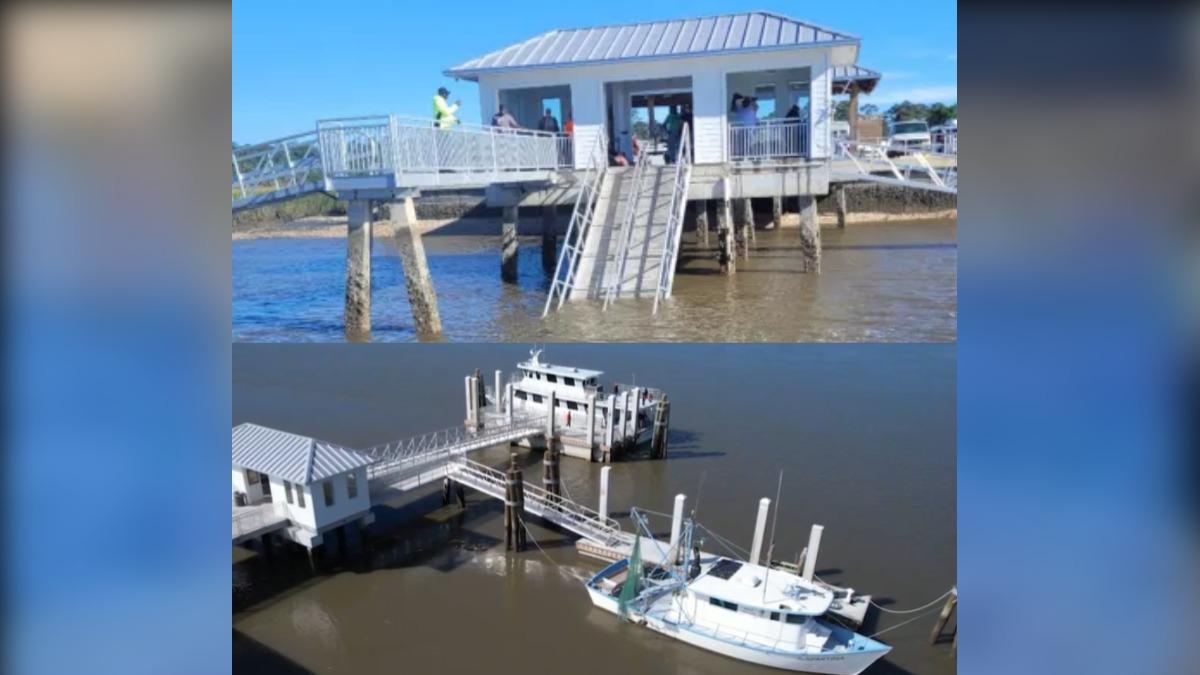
[
  {"left": 317, "top": 115, "right": 572, "bottom": 186},
  {"left": 232, "top": 503, "right": 288, "bottom": 540},
  {"left": 232, "top": 131, "right": 324, "bottom": 209},
  {"left": 653, "top": 123, "right": 693, "bottom": 314},
  {"left": 544, "top": 127, "right": 609, "bottom": 316},
  {"left": 363, "top": 413, "right": 543, "bottom": 484},
  {"left": 834, "top": 138, "right": 957, "bottom": 194},
  {"left": 729, "top": 118, "right": 808, "bottom": 161}
]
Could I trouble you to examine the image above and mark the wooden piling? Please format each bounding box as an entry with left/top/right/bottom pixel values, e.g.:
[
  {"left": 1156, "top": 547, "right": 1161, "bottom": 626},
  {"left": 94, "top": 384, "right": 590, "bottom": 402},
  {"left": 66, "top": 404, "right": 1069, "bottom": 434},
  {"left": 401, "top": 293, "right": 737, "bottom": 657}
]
[
  {"left": 835, "top": 185, "right": 848, "bottom": 229},
  {"left": 505, "top": 452, "right": 527, "bottom": 551},
  {"left": 650, "top": 395, "right": 671, "bottom": 459},
  {"left": 344, "top": 200, "right": 372, "bottom": 341},
  {"left": 500, "top": 206, "right": 519, "bottom": 282},
  {"left": 799, "top": 195, "right": 821, "bottom": 274},
  {"left": 542, "top": 444, "right": 561, "bottom": 506},
  {"left": 391, "top": 197, "right": 443, "bottom": 339},
  {"left": 541, "top": 205, "right": 558, "bottom": 273},
  {"left": 928, "top": 588, "right": 958, "bottom": 649}
]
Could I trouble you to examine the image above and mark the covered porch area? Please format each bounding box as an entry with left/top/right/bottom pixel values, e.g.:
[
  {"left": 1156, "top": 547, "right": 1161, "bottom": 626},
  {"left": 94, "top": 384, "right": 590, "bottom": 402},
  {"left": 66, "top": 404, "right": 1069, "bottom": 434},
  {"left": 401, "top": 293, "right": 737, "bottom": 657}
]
[{"left": 725, "top": 66, "right": 812, "bottom": 162}]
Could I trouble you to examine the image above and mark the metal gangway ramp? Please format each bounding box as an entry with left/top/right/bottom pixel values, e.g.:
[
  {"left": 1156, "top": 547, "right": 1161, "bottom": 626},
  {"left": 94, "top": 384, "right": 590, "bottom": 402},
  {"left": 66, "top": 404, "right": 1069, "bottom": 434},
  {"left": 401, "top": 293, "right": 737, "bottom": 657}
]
[
  {"left": 233, "top": 114, "right": 576, "bottom": 213},
  {"left": 447, "top": 457, "right": 633, "bottom": 548},
  {"left": 364, "top": 413, "right": 544, "bottom": 493},
  {"left": 831, "top": 138, "right": 957, "bottom": 194}
]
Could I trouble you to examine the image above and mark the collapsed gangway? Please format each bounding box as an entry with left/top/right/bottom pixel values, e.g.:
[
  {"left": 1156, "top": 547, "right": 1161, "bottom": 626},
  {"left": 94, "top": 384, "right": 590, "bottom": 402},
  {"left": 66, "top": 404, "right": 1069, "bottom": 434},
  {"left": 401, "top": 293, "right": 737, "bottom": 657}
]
[{"left": 831, "top": 139, "right": 957, "bottom": 194}]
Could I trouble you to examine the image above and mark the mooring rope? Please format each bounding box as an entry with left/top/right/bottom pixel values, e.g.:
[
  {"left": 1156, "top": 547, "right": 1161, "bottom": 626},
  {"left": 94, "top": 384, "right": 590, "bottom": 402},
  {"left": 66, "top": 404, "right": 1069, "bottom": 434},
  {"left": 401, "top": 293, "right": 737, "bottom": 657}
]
[
  {"left": 865, "top": 604, "right": 946, "bottom": 639},
  {"left": 814, "top": 573, "right": 956, "bottom": 616},
  {"left": 516, "top": 513, "right": 561, "bottom": 568}
]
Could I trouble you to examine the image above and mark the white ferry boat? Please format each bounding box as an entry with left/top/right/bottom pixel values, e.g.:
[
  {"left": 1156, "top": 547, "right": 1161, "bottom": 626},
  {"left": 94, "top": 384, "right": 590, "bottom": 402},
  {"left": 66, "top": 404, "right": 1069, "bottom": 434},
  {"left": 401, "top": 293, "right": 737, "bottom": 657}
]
[{"left": 584, "top": 516, "right": 891, "bottom": 674}]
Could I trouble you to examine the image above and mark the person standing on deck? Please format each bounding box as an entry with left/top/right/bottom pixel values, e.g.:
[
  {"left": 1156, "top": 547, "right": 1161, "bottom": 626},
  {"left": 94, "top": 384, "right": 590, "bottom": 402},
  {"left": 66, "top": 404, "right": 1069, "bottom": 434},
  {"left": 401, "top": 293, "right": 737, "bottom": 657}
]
[
  {"left": 433, "top": 87, "right": 460, "bottom": 128},
  {"left": 491, "top": 104, "right": 520, "bottom": 131},
  {"left": 680, "top": 103, "right": 694, "bottom": 162},
  {"left": 537, "top": 108, "right": 560, "bottom": 133},
  {"left": 564, "top": 115, "right": 574, "bottom": 137},
  {"left": 663, "top": 106, "right": 682, "bottom": 164}
]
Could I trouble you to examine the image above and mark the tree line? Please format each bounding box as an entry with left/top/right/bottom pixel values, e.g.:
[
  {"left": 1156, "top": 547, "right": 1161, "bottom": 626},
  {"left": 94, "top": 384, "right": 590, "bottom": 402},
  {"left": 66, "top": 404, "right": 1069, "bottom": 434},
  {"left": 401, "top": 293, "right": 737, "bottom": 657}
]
[{"left": 835, "top": 100, "right": 957, "bottom": 126}]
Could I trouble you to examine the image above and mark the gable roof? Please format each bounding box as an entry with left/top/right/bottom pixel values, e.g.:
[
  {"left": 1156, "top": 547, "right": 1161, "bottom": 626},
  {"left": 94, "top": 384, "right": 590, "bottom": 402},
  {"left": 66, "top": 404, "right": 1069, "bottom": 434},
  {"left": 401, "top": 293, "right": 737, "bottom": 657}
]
[
  {"left": 832, "top": 65, "right": 882, "bottom": 94},
  {"left": 445, "top": 12, "right": 858, "bottom": 79},
  {"left": 232, "top": 423, "right": 374, "bottom": 486}
]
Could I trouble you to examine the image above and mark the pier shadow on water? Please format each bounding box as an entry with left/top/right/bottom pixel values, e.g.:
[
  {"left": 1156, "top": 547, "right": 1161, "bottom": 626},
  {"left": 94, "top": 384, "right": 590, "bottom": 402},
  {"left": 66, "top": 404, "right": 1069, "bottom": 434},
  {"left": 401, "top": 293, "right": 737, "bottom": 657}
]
[{"left": 232, "top": 630, "right": 315, "bottom": 675}]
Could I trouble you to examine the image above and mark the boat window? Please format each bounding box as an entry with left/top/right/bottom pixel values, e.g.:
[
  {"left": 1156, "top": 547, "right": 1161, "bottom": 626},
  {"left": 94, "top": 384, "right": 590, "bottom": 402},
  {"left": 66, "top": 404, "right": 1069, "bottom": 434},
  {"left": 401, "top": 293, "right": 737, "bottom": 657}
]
[
  {"left": 786, "top": 614, "right": 806, "bottom": 625},
  {"left": 515, "top": 391, "right": 527, "bottom": 400},
  {"left": 708, "top": 598, "right": 738, "bottom": 611},
  {"left": 566, "top": 401, "right": 579, "bottom": 411},
  {"left": 532, "top": 394, "right": 543, "bottom": 404},
  {"left": 770, "top": 612, "right": 780, "bottom": 621},
  {"left": 564, "top": 377, "right": 575, "bottom": 386},
  {"left": 547, "top": 374, "right": 558, "bottom": 383},
  {"left": 707, "top": 559, "right": 743, "bottom": 580}
]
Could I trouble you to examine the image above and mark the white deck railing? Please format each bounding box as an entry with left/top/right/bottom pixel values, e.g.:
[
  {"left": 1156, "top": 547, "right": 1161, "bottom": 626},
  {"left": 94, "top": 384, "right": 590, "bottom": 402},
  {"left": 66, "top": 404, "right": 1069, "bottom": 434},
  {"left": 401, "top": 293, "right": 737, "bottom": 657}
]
[
  {"left": 317, "top": 115, "right": 572, "bottom": 185},
  {"left": 232, "top": 503, "right": 287, "bottom": 540},
  {"left": 729, "top": 118, "right": 809, "bottom": 161},
  {"left": 232, "top": 130, "right": 324, "bottom": 208}
]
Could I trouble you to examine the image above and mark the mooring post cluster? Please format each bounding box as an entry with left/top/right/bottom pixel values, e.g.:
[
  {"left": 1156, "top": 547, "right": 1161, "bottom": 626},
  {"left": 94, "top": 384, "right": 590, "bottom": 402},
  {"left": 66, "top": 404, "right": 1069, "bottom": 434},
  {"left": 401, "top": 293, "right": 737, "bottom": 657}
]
[{"left": 504, "top": 452, "right": 527, "bottom": 551}]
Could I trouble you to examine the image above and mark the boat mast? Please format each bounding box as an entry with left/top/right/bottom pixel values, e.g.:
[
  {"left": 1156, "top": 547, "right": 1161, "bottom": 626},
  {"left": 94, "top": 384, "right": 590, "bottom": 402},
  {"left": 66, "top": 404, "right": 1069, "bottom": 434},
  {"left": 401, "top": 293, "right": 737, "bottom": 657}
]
[{"left": 762, "top": 470, "right": 784, "bottom": 602}]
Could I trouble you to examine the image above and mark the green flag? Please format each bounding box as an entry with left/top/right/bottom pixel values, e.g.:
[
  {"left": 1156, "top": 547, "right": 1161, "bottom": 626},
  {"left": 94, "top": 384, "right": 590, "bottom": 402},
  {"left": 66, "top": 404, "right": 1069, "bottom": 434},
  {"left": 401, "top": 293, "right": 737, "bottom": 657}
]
[{"left": 618, "top": 534, "right": 642, "bottom": 620}]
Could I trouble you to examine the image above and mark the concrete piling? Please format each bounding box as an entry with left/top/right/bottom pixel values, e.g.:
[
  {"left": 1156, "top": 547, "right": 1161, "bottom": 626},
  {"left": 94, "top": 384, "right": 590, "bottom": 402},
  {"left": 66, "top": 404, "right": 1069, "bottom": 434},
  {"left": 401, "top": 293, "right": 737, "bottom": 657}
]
[
  {"left": 695, "top": 200, "right": 710, "bottom": 246},
  {"left": 598, "top": 466, "right": 611, "bottom": 521},
  {"left": 669, "top": 494, "right": 686, "bottom": 562},
  {"left": 344, "top": 200, "right": 372, "bottom": 341},
  {"left": 770, "top": 195, "right": 783, "bottom": 230},
  {"left": 500, "top": 206, "right": 519, "bottom": 282},
  {"left": 749, "top": 498, "right": 771, "bottom": 565},
  {"left": 802, "top": 524, "right": 824, "bottom": 581},
  {"left": 718, "top": 198, "right": 736, "bottom": 274},
  {"left": 740, "top": 198, "right": 755, "bottom": 249},
  {"left": 835, "top": 185, "right": 848, "bottom": 229},
  {"left": 799, "top": 195, "right": 821, "bottom": 273},
  {"left": 650, "top": 395, "right": 670, "bottom": 459},
  {"left": 494, "top": 370, "right": 503, "bottom": 412},
  {"left": 390, "top": 197, "right": 442, "bottom": 339},
  {"left": 541, "top": 205, "right": 557, "bottom": 273}
]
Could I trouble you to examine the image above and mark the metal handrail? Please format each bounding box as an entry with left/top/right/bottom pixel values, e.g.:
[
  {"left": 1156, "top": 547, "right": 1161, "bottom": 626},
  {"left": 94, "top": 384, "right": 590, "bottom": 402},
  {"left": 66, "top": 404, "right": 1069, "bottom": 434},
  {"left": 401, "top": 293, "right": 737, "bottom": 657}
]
[
  {"left": 544, "top": 126, "right": 609, "bottom": 316},
  {"left": 729, "top": 118, "right": 808, "bottom": 161},
  {"left": 602, "top": 142, "right": 650, "bottom": 309},
  {"left": 363, "top": 414, "right": 543, "bottom": 481},
  {"left": 232, "top": 504, "right": 287, "bottom": 538},
  {"left": 653, "top": 123, "right": 693, "bottom": 314},
  {"left": 836, "top": 138, "right": 956, "bottom": 192},
  {"left": 232, "top": 130, "right": 323, "bottom": 207}
]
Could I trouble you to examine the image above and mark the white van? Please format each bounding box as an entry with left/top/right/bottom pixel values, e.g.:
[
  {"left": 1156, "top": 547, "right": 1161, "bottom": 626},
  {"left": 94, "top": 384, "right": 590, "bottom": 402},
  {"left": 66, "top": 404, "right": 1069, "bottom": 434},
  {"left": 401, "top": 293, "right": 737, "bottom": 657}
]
[{"left": 887, "top": 119, "right": 931, "bottom": 155}]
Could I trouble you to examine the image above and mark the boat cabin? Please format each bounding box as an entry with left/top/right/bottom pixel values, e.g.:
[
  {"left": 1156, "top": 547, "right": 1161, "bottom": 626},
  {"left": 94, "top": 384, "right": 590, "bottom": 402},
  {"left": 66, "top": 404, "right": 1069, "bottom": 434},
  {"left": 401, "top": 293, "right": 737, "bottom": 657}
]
[{"left": 445, "top": 11, "right": 861, "bottom": 168}]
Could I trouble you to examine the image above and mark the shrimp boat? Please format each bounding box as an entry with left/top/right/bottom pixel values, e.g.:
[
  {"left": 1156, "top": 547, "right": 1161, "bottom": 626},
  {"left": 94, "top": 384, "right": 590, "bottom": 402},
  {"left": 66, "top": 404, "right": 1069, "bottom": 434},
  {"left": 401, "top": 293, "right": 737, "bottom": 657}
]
[{"left": 584, "top": 511, "right": 891, "bottom": 674}]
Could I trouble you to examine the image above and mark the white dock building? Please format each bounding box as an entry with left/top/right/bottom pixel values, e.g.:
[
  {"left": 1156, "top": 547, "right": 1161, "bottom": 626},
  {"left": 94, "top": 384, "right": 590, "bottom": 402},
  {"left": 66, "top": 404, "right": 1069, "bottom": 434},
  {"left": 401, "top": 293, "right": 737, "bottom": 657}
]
[{"left": 232, "top": 423, "right": 375, "bottom": 549}]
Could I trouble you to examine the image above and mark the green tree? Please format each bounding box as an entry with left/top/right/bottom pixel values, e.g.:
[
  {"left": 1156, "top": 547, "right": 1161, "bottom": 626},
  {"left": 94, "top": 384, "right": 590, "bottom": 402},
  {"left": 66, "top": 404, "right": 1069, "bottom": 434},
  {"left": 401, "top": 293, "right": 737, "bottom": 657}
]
[
  {"left": 927, "top": 103, "right": 957, "bottom": 126},
  {"left": 860, "top": 103, "right": 880, "bottom": 116},
  {"left": 834, "top": 100, "right": 850, "bottom": 121},
  {"left": 887, "top": 100, "right": 930, "bottom": 122}
]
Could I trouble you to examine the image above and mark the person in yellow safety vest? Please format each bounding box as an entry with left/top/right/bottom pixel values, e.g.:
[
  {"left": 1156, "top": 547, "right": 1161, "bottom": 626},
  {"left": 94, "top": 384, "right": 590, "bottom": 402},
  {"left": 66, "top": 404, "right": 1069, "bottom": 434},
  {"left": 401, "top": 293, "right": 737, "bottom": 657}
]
[{"left": 433, "top": 87, "right": 460, "bottom": 129}]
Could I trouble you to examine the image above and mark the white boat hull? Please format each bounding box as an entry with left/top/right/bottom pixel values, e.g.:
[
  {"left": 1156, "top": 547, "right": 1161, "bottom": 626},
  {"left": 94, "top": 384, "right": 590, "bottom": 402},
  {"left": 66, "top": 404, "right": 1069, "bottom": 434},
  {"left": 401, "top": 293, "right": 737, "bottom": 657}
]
[{"left": 586, "top": 587, "right": 887, "bottom": 675}]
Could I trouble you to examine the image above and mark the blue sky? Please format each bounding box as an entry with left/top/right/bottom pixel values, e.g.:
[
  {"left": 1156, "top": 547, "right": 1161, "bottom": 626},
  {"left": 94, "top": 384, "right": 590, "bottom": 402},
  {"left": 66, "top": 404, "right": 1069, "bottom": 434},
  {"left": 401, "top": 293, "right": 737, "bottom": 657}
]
[{"left": 233, "top": 0, "right": 956, "bottom": 143}]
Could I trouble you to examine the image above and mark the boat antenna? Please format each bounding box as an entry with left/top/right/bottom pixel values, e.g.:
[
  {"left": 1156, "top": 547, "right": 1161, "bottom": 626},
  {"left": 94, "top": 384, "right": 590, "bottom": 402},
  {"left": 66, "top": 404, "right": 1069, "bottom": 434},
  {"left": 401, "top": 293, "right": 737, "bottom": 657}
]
[
  {"left": 692, "top": 470, "right": 707, "bottom": 522},
  {"left": 763, "top": 470, "right": 784, "bottom": 601}
]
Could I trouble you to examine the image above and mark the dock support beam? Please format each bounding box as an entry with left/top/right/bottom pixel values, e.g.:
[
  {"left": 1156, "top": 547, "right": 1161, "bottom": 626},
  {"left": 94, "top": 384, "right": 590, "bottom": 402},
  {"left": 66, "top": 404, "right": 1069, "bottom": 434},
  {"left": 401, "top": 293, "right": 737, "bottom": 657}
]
[
  {"left": 799, "top": 195, "right": 821, "bottom": 274},
  {"left": 541, "top": 205, "right": 557, "bottom": 273},
  {"left": 770, "top": 195, "right": 783, "bottom": 230},
  {"left": 603, "top": 397, "right": 616, "bottom": 462},
  {"left": 500, "top": 206, "right": 519, "bottom": 282},
  {"left": 835, "top": 186, "right": 848, "bottom": 229},
  {"left": 598, "top": 466, "right": 611, "bottom": 521},
  {"left": 344, "top": 200, "right": 372, "bottom": 341},
  {"left": 749, "top": 498, "right": 771, "bottom": 566},
  {"left": 504, "top": 453, "right": 526, "bottom": 552},
  {"left": 391, "top": 197, "right": 442, "bottom": 339},
  {"left": 505, "top": 383, "right": 514, "bottom": 423},
  {"left": 696, "top": 200, "right": 710, "bottom": 246},
  {"left": 586, "top": 393, "right": 596, "bottom": 450},
  {"left": 802, "top": 524, "right": 824, "bottom": 581},
  {"left": 739, "top": 198, "right": 755, "bottom": 250},
  {"left": 495, "top": 370, "right": 503, "bottom": 413},
  {"left": 542, "top": 443, "right": 561, "bottom": 505},
  {"left": 670, "top": 494, "right": 686, "bottom": 562}
]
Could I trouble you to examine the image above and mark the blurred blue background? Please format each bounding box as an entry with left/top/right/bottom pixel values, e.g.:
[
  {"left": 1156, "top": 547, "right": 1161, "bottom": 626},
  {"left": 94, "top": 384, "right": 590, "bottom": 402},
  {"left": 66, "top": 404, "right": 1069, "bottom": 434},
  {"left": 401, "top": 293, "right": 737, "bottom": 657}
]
[{"left": 3, "top": 2, "right": 1197, "bottom": 675}]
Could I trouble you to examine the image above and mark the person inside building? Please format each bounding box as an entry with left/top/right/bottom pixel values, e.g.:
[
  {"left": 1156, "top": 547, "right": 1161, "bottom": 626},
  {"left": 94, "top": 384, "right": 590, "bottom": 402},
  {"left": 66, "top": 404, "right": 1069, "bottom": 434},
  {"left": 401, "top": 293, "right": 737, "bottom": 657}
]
[
  {"left": 785, "top": 103, "right": 803, "bottom": 152},
  {"left": 537, "top": 108, "right": 560, "bottom": 133},
  {"left": 491, "top": 104, "right": 521, "bottom": 131},
  {"left": 433, "top": 87, "right": 460, "bottom": 128},
  {"left": 680, "top": 103, "right": 694, "bottom": 162},
  {"left": 663, "top": 105, "right": 682, "bottom": 164},
  {"left": 564, "top": 114, "right": 574, "bottom": 137}
]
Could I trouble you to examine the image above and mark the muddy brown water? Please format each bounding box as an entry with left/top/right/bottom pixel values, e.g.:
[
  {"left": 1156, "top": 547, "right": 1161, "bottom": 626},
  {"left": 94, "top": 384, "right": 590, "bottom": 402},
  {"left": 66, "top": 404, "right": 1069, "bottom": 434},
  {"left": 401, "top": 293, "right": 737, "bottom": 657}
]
[
  {"left": 233, "top": 344, "right": 955, "bottom": 674},
  {"left": 232, "top": 220, "right": 956, "bottom": 343}
]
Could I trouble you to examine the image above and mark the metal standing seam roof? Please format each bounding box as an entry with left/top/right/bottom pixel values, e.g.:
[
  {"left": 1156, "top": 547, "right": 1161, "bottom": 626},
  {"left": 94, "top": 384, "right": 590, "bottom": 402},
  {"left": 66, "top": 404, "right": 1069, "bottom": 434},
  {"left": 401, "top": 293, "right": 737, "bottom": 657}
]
[
  {"left": 831, "top": 64, "right": 882, "bottom": 94},
  {"left": 445, "top": 11, "right": 859, "bottom": 78},
  {"left": 232, "top": 423, "right": 375, "bottom": 486}
]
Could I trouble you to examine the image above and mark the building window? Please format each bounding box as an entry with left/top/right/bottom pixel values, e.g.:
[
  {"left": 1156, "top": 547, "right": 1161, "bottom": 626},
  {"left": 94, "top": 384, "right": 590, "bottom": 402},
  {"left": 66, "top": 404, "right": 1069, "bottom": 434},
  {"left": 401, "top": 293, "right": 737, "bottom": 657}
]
[
  {"left": 532, "top": 394, "right": 543, "bottom": 404},
  {"left": 347, "top": 473, "right": 358, "bottom": 499},
  {"left": 564, "top": 377, "right": 575, "bottom": 386},
  {"left": 296, "top": 484, "right": 305, "bottom": 508},
  {"left": 546, "top": 374, "right": 558, "bottom": 383},
  {"left": 566, "top": 401, "right": 579, "bottom": 411},
  {"left": 247, "top": 469, "right": 260, "bottom": 485},
  {"left": 323, "top": 481, "right": 334, "bottom": 506},
  {"left": 284, "top": 480, "right": 294, "bottom": 504},
  {"left": 515, "top": 390, "right": 528, "bottom": 400}
]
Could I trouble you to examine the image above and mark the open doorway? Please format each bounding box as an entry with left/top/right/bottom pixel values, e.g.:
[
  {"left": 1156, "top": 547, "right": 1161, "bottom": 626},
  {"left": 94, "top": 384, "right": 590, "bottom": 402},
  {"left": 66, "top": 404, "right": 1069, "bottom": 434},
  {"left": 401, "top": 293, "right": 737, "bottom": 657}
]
[{"left": 604, "top": 77, "right": 693, "bottom": 164}]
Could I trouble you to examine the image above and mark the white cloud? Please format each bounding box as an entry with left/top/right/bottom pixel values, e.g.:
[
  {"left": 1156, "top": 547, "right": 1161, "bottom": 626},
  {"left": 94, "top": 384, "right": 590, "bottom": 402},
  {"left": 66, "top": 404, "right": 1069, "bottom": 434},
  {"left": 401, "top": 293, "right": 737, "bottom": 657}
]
[{"left": 869, "top": 85, "right": 958, "bottom": 105}]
